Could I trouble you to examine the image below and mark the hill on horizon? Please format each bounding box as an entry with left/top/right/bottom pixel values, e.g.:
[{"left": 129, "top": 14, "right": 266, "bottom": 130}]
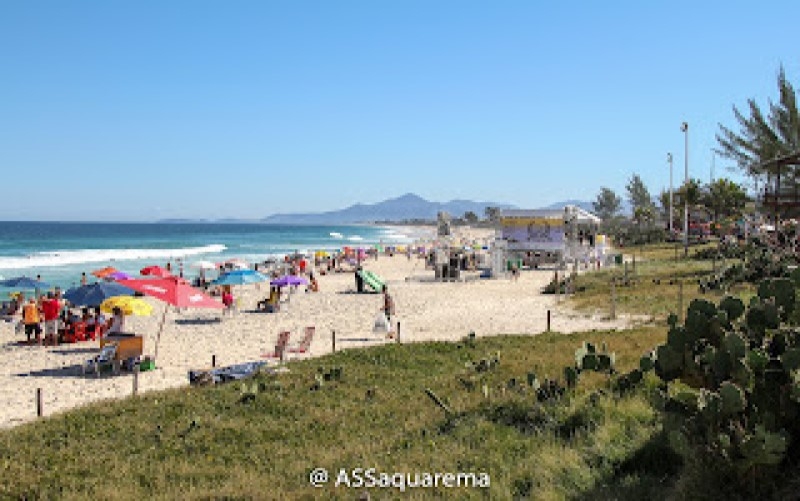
[{"left": 260, "top": 193, "right": 516, "bottom": 224}]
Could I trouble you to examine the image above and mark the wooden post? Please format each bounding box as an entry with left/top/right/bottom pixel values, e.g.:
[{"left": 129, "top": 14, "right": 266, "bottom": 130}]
[
  {"left": 331, "top": 330, "right": 336, "bottom": 353},
  {"left": 36, "top": 388, "right": 42, "bottom": 417},
  {"left": 547, "top": 310, "right": 551, "bottom": 332},
  {"left": 396, "top": 321, "right": 401, "bottom": 344},
  {"left": 624, "top": 261, "right": 628, "bottom": 278},
  {"left": 212, "top": 354, "right": 216, "bottom": 368},
  {"left": 132, "top": 368, "right": 139, "bottom": 396},
  {"left": 610, "top": 278, "right": 617, "bottom": 320},
  {"left": 632, "top": 254, "right": 636, "bottom": 274}
]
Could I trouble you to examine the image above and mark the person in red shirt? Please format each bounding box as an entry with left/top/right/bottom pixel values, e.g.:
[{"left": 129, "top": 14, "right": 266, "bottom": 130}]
[{"left": 41, "top": 292, "right": 61, "bottom": 346}]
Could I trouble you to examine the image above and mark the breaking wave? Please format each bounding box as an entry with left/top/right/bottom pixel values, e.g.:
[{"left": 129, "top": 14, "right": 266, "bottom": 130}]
[{"left": 0, "top": 244, "right": 227, "bottom": 271}]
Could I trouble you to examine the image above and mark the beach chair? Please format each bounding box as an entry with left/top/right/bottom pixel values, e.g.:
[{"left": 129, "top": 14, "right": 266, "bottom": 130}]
[
  {"left": 286, "top": 326, "right": 315, "bottom": 357},
  {"left": 82, "top": 343, "right": 120, "bottom": 376},
  {"left": 262, "top": 331, "right": 291, "bottom": 362}
]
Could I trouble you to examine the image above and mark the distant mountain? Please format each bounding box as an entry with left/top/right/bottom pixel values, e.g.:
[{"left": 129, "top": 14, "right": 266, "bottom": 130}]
[{"left": 261, "top": 193, "right": 515, "bottom": 224}]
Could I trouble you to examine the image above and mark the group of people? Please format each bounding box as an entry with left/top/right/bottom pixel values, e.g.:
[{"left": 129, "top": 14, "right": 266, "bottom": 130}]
[{"left": 4, "top": 290, "right": 124, "bottom": 346}]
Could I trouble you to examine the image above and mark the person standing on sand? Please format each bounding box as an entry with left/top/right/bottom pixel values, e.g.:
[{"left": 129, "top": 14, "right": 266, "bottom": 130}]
[
  {"left": 382, "top": 285, "right": 395, "bottom": 324},
  {"left": 41, "top": 292, "right": 61, "bottom": 346},
  {"left": 80, "top": 272, "right": 87, "bottom": 286},
  {"left": 22, "top": 298, "right": 42, "bottom": 345}
]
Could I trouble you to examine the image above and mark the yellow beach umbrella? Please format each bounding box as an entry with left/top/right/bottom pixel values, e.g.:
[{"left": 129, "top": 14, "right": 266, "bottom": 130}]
[
  {"left": 100, "top": 296, "right": 153, "bottom": 316},
  {"left": 315, "top": 250, "right": 330, "bottom": 258}
]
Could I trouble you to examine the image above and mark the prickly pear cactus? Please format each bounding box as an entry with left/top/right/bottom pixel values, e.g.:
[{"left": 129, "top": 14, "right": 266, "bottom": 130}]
[{"left": 652, "top": 278, "right": 800, "bottom": 478}]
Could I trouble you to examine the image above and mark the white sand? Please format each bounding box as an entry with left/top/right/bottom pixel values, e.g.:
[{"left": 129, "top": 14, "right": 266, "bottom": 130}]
[{"left": 0, "top": 226, "right": 636, "bottom": 429}]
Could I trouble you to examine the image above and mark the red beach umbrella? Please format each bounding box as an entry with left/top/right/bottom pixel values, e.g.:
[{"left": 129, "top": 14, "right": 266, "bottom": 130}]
[
  {"left": 140, "top": 265, "right": 171, "bottom": 277},
  {"left": 118, "top": 277, "right": 223, "bottom": 309},
  {"left": 117, "top": 277, "right": 224, "bottom": 361}
]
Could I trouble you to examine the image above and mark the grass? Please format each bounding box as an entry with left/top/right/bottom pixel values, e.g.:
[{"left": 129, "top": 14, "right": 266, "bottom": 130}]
[
  {"left": 0, "top": 328, "right": 672, "bottom": 500},
  {"left": 571, "top": 242, "right": 756, "bottom": 323}
]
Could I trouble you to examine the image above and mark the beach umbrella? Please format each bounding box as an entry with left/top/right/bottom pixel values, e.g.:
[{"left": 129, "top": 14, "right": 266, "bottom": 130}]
[
  {"left": 191, "top": 260, "right": 217, "bottom": 270},
  {"left": 270, "top": 275, "right": 309, "bottom": 288},
  {"left": 107, "top": 271, "right": 132, "bottom": 281},
  {"left": 100, "top": 295, "right": 153, "bottom": 316},
  {"left": 63, "top": 282, "right": 135, "bottom": 307},
  {"left": 0, "top": 276, "right": 50, "bottom": 290},
  {"left": 117, "top": 277, "right": 224, "bottom": 361},
  {"left": 91, "top": 266, "right": 117, "bottom": 278},
  {"left": 212, "top": 269, "right": 269, "bottom": 286},
  {"left": 140, "top": 265, "right": 171, "bottom": 277}
]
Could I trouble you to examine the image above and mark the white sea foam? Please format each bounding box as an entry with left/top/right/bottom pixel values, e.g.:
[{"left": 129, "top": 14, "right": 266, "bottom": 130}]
[
  {"left": 347, "top": 235, "right": 364, "bottom": 242},
  {"left": 329, "top": 232, "right": 344, "bottom": 239},
  {"left": 0, "top": 244, "right": 227, "bottom": 271}
]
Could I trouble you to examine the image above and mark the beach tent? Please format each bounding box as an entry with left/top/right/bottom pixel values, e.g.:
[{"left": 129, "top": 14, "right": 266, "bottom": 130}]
[{"left": 356, "top": 270, "right": 385, "bottom": 292}]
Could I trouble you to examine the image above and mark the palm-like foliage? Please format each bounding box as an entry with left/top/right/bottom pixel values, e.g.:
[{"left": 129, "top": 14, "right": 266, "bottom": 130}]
[{"left": 716, "top": 66, "right": 800, "bottom": 183}]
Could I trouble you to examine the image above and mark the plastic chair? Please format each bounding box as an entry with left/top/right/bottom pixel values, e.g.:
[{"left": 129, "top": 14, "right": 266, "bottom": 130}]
[
  {"left": 262, "top": 331, "right": 291, "bottom": 362},
  {"left": 287, "top": 326, "right": 315, "bottom": 356}
]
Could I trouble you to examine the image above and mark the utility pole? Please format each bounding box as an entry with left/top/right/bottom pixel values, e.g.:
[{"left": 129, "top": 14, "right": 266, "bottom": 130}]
[
  {"left": 668, "top": 152, "right": 674, "bottom": 234},
  {"left": 681, "top": 122, "right": 689, "bottom": 257}
]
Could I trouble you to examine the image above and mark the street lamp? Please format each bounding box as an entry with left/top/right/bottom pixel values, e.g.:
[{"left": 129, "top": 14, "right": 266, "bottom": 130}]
[
  {"left": 667, "top": 152, "right": 673, "bottom": 234},
  {"left": 681, "top": 122, "right": 689, "bottom": 257}
]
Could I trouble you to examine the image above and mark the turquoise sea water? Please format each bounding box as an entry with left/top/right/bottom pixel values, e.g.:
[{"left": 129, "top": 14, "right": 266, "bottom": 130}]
[{"left": 0, "top": 222, "right": 414, "bottom": 290}]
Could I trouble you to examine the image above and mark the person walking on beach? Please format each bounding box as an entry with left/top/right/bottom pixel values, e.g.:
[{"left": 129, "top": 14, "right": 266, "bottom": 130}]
[
  {"left": 222, "top": 286, "right": 234, "bottom": 316},
  {"left": 382, "top": 285, "right": 395, "bottom": 323}
]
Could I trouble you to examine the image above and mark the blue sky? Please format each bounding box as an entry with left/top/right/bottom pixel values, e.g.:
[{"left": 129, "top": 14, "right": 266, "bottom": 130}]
[{"left": 1, "top": 1, "right": 798, "bottom": 221}]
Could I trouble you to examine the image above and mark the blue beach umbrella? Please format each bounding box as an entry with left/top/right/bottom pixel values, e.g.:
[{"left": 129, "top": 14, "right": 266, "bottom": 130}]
[
  {"left": 63, "top": 282, "right": 135, "bottom": 307},
  {"left": 0, "top": 276, "right": 50, "bottom": 290},
  {"left": 212, "top": 269, "right": 270, "bottom": 286}
]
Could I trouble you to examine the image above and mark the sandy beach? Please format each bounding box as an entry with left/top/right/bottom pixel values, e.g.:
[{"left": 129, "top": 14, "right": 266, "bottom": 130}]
[{"left": 0, "top": 226, "right": 635, "bottom": 429}]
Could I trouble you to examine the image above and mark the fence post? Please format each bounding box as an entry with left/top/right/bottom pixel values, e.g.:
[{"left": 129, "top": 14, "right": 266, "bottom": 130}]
[
  {"left": 212, "top": 354, "right": 216, "bottom": 368},
  {"left": 610, "top": 278, "right": 617, "bottom": 320},
  {"left": 36, "top": 388, "right": 42, "bottom": 417},
  {"left": 396, "top": 322, "right": 401, "bottom": 344},
  {"left": 132, "top": 368, "right": 139, "bottom": 396},
  {"left": 332, "top": 330, "right": 336, "bottom": 353},
  {"left": 547, "top": 310, "right": 551, "bottom": 332}
]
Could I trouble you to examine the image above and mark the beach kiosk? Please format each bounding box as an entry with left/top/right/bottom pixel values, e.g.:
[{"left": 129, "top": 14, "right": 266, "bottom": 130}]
[{"left": 491, "top": 206, "right": 602, "bottom": 277}]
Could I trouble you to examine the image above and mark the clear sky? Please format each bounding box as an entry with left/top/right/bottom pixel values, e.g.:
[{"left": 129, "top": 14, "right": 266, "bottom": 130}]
[{"left": 1, "top": 1, "right": 798, "bottom": 221}]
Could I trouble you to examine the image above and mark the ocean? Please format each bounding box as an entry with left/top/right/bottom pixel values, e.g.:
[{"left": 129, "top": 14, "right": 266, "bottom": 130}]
[{"left": 0, "top": 222, "right": 415, "bottom": 291}]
